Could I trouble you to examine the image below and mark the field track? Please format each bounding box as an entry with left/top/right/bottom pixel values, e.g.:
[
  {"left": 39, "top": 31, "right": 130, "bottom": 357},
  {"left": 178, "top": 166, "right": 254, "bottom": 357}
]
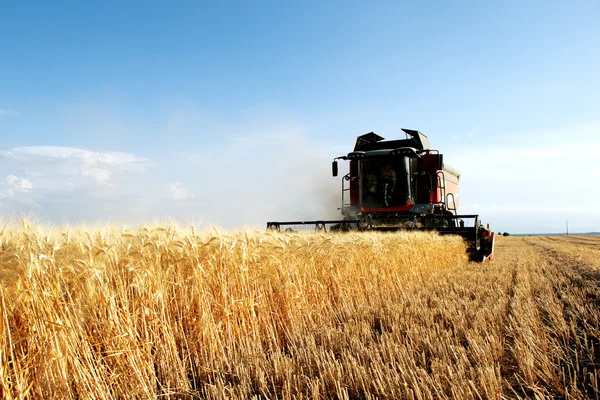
[
  {"left": 0, "top": 227, "right": 599, "bottom": 399},
  {"left": 494, "top": 236, "right": 600, "bottom": 399}
]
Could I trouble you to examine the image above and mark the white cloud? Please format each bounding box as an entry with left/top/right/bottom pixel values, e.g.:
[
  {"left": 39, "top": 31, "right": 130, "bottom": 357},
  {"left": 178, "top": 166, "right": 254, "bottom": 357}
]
[
  {"left": 0, "top": 146, "right": 159, "bottom": 221},
  {"left": 167, "top": 182, "right": 195, "bottom": 200},
  {"left": 17, "top": 178, "right": 33, "bottom": 191},
  {"left": 5, "top": 175, "right": 17, "bottom": 185},
  {"left": 0, "top": 144, "right": 203, "bottom": 223},
  {"left": 2, "top": 146, "right": 148, "bottom": 166},
  {"left": 3, "top": 174, "right": 33, "bottom": 194},
  {"left": 1, "top": 146, "right": 151, "bottom": 186},
  {"left": 81, "top": 165, "right": 111, "bottom": 185},
  {"left": 0, "top": 174, "right": 34, "bottom": 205}
]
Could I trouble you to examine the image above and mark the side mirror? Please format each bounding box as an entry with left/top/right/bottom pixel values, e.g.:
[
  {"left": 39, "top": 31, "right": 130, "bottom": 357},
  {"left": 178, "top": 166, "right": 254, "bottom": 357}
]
[{"left": 332, "top": 161, "right": 338, "bottom": 177}]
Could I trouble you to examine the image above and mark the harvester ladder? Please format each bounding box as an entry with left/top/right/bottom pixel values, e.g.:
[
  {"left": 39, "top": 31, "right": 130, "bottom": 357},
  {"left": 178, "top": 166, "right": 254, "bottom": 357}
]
[
  {"left": 437, "top": 171, "right": 447, "bottom": 207},
  {"left": 437, "top": 171, "right": 457, "bottom": 215},
  {"left": 342, "top": 173, "right": 352, "bottom": 208},
  {"left": 446, "top": 193, "right": 457, "bottom": 215}
]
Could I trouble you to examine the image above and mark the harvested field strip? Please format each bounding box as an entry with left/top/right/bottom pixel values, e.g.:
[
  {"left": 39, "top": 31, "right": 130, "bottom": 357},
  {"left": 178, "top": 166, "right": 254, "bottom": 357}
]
[
  {"left": 534, "top": 236, "right": 600, "bottom": 270},
  {"left": 524, "top": 238, "right": 600, "bottom": 398},
  {"left": 0, "top": 226, "right": 599, "bottom": 399},
  {"left": 541, "top": 235, "right": 600, "bottom": 248},
  {"left": 559, "top": 235, "right": 600, "bottom": 243}
]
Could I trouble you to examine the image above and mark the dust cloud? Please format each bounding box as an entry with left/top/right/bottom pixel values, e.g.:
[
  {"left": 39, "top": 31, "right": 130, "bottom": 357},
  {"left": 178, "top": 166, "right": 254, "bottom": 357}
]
[{"left": 175, "top": 131, "right": 347, "bottom": 229}]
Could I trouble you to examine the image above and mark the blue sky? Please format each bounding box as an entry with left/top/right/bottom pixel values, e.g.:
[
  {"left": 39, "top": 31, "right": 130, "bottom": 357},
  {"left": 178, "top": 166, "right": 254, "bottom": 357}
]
[{"left": 1, "top": 1, "right": 599, "bottom": 233}]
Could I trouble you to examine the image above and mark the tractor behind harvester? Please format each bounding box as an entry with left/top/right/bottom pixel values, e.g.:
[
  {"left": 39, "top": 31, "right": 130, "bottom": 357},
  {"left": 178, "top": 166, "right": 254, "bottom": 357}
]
[{"left": 267, "top": 129, "right": 495, "bottom": 262}]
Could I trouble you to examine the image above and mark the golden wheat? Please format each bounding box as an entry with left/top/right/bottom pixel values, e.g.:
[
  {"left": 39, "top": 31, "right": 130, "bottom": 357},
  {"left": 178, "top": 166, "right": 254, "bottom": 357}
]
[{"left": 0, "top": 222, "right": 598, "bottom": 399}]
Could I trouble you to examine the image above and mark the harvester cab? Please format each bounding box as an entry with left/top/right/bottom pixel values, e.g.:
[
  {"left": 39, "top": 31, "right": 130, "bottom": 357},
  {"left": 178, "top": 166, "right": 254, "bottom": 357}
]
[{"left": 268, "top": 129, "right": 495, "bottom": 262}]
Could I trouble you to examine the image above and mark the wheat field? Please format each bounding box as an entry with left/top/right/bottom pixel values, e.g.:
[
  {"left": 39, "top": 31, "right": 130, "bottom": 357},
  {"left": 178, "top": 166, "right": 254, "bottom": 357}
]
[{"left": 0, "top": 222, "right": 599, "bottom": 399}]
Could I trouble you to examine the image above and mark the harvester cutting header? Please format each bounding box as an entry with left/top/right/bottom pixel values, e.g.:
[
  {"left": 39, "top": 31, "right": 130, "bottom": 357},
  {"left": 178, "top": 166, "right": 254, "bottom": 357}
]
[{"left": 267, "top": 129, "right": 494, "bottom": 261}]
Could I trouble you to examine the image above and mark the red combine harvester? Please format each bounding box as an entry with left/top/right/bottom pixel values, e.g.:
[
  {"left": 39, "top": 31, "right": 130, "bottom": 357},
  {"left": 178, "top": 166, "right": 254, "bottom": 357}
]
[{"left": 267, "top": 129, "right": 495, "bottom": 262}]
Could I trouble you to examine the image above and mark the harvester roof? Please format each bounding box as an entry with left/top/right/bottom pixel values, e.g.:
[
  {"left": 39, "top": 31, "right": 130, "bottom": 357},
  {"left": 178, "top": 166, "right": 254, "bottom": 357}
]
[{"left": 354, "top": 129, "right": 431, "bottom": 151}]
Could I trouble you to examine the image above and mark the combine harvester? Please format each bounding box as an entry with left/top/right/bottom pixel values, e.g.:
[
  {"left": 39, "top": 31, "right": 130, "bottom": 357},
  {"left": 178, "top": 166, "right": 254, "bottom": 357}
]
[{"left": 267, "top": 129, "right": 494, "bottom": 262}]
